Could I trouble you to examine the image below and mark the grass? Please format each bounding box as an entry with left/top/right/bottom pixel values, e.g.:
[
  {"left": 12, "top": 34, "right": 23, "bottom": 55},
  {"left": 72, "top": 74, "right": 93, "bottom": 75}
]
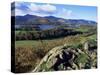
[
  {"left": 75, "top": 25, "right": 96, "bottom": 33},
  {"left": 15, "top": 35, "right": 83, "bottom": 48},
  {"left": 75, "top": 28, "right": 89, "bottom": 32},
  {"left": 15, "top": 40, "right": 41, "bottom": 47},
  {"left": 15, "top": 33, "right": 96, "bottom": 50},
  {"left": 15, "top": 47, "right": 37, "bottom": 72},
  {"left": 87, "top": 34, "right": 97, "bottom": 40}
]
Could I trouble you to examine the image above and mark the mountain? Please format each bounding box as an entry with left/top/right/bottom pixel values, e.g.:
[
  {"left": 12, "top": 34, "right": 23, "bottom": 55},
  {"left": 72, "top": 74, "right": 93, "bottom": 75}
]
[{"left": 12, "top": 14, "right": 97, "bottom": 26}]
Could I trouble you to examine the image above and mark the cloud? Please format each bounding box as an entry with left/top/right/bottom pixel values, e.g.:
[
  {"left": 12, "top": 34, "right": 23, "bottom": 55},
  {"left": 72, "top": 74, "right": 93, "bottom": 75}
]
[
  {"left": 28, "top": 3, "right": 39, "bottom": 12},
  {"left": 55, "top": 8, "right": 73, "bottom": 19},
  {"left": 61, "top": 8, "right": 72, "bottom": 16},
  {"left": 40, "top": 4, "right": 56, "bottom": 13},
  {"left": 12, "top": 3, "right": 57, "bottom": 16},
  {"left": 28, "top": 3, "right": 57, "bottom": 14}
]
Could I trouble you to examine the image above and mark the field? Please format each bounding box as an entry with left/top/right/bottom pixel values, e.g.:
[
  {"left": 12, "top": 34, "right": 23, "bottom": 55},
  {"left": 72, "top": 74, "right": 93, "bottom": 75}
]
[
  {"left": 15, "top": 25, "right": 97, "bottom": 48},
  {"left": 15, "top": 35, "right": 94, "bottom": 47}
]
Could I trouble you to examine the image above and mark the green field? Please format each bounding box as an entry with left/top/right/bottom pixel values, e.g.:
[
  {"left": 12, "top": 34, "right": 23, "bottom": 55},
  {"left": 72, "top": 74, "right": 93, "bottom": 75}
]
[
  {"left": 87, "top": 34, "right": 97, "bottom": 40},
  {"left": 15, "top": 25, "right": 97, "bottom": 52},
  {"left": 16, "top": 40, "right": 40, "bottom": 47},
  {"left": 15, "top": 33, "right": 96, "bottom": 47},
  {"left": 15, "top": 35, "right": 78, "bottom": 47},
  {"left": 75, "top": 25, "right": 96, "bottom": 32}
]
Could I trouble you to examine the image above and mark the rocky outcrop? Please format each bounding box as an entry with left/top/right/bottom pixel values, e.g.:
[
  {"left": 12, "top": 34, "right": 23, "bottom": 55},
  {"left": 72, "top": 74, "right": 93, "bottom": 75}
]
[
  {"left": 32, "top": 46, "right": 64, "bottom": 72},
  {"left": 32, "top": 42, "right": 97, "bottom": 72}
]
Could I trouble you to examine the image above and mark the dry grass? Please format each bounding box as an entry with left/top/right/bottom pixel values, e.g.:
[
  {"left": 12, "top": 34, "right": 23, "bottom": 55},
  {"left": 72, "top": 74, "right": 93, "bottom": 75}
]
[{"left": 15, "top": 47, "right": 38, "bottom": 73}]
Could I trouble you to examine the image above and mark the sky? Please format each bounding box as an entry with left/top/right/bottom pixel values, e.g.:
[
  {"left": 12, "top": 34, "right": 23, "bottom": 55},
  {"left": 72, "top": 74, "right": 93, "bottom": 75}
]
[{"left": 11, "top": 2, "right": 97, "bottom": 22}]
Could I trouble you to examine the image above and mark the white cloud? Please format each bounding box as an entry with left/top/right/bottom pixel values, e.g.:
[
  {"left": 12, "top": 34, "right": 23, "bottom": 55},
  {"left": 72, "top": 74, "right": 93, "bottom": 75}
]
[
  {"left": 28, "top": 3, "right": 56, "bottom": 14},
  {"left": 41, "top": 4, "right": 56, "bottom": 13},
  {"left": 55, "top": 8, "right": 73, "bottom": 19},
  {"left": 62, "top": 8, "right": 72, "bottom": 16},
  {"left": 29, "top": 3, "right": 39, "bottom": 12},
  {"left": 20, "top": 3, "right": 57, "bottom": 16}
]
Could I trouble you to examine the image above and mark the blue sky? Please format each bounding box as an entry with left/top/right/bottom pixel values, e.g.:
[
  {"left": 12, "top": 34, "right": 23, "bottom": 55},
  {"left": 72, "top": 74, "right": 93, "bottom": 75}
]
[{"left": 12, "top": 2, "right": 97, "bottom": 22}]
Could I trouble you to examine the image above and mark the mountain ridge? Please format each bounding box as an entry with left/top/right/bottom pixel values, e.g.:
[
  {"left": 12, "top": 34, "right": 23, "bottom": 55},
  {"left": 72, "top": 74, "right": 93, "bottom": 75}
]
[{"left": 12, "top": 14, "right": 97, "bottom": 26}]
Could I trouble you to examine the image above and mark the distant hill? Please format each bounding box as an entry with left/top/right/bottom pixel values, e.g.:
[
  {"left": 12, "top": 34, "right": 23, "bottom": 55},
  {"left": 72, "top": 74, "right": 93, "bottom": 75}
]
[{"left": 12, "top": 14, "right": 97, "bottom": 26}]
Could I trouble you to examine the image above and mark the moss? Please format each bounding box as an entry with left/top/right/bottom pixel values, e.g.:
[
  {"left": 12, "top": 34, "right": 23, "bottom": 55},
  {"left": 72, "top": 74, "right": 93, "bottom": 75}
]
[
  {"left": 40, "top": 62, "right": 49, "bottom": 71},
  {"left": 67, "top": 43, "right": 83, "bottom": 49},
  {"left": 75, "top": 53, "right": 88, "bottom": 64}
]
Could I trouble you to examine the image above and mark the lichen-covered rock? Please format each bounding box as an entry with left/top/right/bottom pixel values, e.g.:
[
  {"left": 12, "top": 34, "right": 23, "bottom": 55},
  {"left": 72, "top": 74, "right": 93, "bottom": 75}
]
[
  {"left": 32, "top": 46, "right": 64, "bottom": 72},
  {"left": 32, "top": 42, "right": 97, "bottom": 72}
]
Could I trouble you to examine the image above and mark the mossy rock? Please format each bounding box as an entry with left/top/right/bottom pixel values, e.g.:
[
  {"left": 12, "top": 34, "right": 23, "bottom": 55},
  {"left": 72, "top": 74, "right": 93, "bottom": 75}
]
[{"left": 75, "top": 53, "right": 88, "bottom": 64}]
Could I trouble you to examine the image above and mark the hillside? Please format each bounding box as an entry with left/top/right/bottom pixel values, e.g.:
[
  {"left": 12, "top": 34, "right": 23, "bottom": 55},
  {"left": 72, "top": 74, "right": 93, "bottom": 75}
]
[{"left": 12, "top": 14, "right": 97, "bottom": 26}]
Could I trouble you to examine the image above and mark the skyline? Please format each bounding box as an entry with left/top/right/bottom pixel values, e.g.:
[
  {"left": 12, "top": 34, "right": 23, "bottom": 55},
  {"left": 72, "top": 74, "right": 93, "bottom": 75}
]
[{"left": 11, "top": 2, "right": 97, "bottom": 22}]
